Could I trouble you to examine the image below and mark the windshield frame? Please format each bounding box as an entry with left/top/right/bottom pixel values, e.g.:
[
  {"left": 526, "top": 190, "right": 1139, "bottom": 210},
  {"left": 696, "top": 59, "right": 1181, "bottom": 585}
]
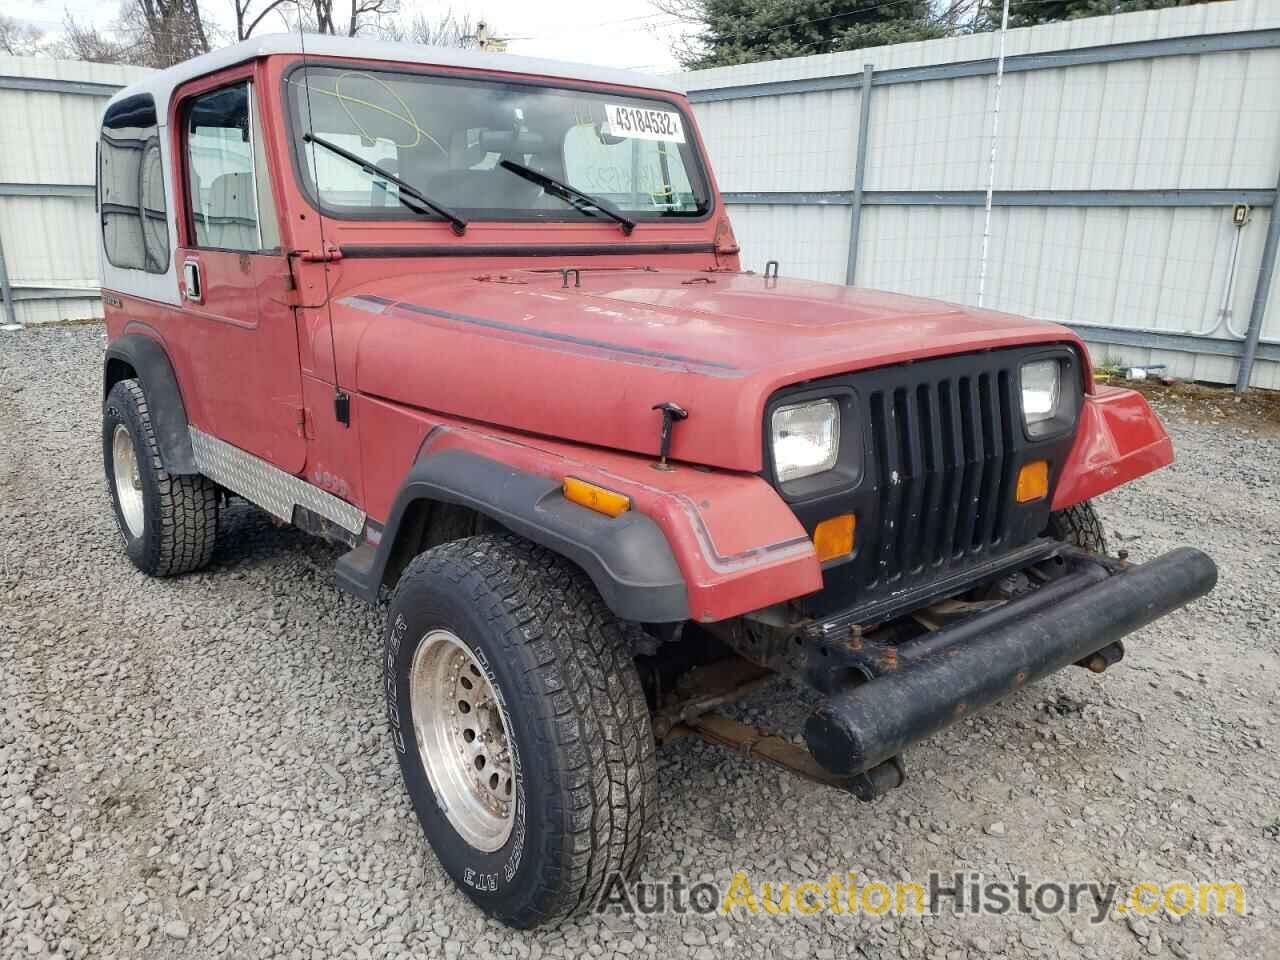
[{"left": 280, "top": 59, "right": 715, "bottom": 226}]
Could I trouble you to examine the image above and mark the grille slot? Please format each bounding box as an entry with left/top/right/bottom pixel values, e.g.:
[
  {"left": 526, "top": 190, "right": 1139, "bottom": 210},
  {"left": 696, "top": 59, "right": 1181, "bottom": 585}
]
[{"left": 865, "top": 370, "right": 1016, "bottom": 588}]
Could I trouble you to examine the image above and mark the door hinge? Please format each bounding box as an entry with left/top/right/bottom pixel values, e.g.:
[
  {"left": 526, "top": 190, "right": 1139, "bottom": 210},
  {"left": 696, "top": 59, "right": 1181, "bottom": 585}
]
[
  {"left": 296, "top": 242, "right": 344, "bottom": 263},
  {"left": 295, "top": 405, "right": 316, "bottom": 439},
  {"left": 334, "top": 390, "right": 350, "bottom": 427}
]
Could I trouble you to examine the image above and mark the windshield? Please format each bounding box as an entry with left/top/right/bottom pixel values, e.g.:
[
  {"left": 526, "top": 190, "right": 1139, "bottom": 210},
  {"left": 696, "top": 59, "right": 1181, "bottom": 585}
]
[{"left": 285, "top": 65, "right": 710, "bottom": 224}]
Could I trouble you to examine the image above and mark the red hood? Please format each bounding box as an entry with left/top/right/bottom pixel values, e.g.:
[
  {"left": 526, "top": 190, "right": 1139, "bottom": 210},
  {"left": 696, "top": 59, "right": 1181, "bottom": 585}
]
[{"left": 342, "top": 268, "right": 1085, "bottom": 472}]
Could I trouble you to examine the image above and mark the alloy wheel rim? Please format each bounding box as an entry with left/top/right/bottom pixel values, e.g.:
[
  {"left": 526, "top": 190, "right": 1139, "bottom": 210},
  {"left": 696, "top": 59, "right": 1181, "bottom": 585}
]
[
  {"left": 410, "top": 629, "right": 516, "bottom": 852},
  {"left": 112, "top": 424, "right": 145, "bottom": 538}
]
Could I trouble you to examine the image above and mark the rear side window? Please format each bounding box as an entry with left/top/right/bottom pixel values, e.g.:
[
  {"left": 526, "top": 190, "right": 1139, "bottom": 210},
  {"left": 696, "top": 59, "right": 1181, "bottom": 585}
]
[
  {"left": 183, "top": 82, "right": 279, "bottom": 252},
  {"left": 100, "top": 94, "right": 169, "bottom": 274}
]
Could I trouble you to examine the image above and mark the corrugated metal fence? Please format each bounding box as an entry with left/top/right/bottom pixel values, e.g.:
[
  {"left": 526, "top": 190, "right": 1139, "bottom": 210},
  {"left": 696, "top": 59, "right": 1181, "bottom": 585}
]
[
  {"left": 4, "top": 9, "right": 1280, "bottom": 390},
  {"left": 683, "top": 2, "right": 1280, "bottom": 390},
  {"left": 0, "top": 56, "right": 152, "bottom": 327}
]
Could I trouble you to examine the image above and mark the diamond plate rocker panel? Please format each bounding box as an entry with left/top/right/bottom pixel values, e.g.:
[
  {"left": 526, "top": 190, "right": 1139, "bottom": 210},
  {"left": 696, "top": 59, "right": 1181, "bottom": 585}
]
[{"left": 189, "top": 428, "right": 365, "bottom": 534}]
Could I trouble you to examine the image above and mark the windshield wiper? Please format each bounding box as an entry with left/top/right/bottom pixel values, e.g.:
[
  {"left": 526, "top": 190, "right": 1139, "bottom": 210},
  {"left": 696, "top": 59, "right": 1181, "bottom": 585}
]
[
  {"left": 302, "top": 132, "right": 467, "bottom": 236},
  {"left": 499, "top": 159, "right": 635, "bottom": 236}
]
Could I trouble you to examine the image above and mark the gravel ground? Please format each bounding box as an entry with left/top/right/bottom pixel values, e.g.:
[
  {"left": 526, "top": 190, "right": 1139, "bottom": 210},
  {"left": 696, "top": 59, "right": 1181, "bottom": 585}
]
[{"left": 2, "top": 324, "right": 1277, "bottom": 960}]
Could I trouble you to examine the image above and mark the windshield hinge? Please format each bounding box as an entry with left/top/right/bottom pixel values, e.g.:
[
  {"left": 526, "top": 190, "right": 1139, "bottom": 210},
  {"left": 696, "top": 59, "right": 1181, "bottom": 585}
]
[{"left": 296, "top": 242, "right": 344, "bottom": 264}]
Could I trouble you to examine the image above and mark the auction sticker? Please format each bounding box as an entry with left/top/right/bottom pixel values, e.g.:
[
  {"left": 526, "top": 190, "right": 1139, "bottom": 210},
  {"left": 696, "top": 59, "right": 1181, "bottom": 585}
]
[{"left": 604, "top": 103, "right": 686, "bottom": 143}]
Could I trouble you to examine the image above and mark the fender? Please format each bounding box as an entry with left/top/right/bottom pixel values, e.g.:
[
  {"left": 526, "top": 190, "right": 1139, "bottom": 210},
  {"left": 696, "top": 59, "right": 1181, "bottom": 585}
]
[
  {"left": 347, "top": 404, "right": 823, "bottom": 623},
  {"left": 339, "top": 450, "right": 691, "bottom": 622},
  {"left": 103, "top": 334, "right": 197, "bottom": 475},
  {"left": 1052, "top": 385, "right": 1174, "bottom": 511}
]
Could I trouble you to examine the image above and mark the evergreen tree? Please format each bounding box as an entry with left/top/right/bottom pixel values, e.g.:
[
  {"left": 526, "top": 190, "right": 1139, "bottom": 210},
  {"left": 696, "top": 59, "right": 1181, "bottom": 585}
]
[
  {"left": 987, "top": 0, "right": 1221, "bottom": 31},
  {"left": 665, "top": 0, "right": 944, "bottom": 69}
]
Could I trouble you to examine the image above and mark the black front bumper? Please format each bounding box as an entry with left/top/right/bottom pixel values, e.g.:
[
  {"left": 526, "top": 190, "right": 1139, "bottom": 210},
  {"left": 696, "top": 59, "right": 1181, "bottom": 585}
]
[{"left": 803, "top": 545, "right": 1217, "bottom": 778}]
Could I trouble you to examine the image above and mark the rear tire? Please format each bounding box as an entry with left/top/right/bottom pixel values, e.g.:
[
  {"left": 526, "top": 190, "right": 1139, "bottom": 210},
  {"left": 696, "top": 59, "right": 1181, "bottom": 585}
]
[
  {"left": 103, "top": 379, "right": 218, "bottom": 576},
  {"left": 384, "top": 534, "right": 656, "bottom": 928},
  {"left": 1047, "top": 500, "right": 1107, "bottom": 553}
]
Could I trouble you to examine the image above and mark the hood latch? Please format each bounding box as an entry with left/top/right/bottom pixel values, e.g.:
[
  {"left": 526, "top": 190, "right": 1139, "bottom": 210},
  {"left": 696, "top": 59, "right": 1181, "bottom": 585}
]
[{"left": 651, "top": 402, "right": 688, "bottom": 471}]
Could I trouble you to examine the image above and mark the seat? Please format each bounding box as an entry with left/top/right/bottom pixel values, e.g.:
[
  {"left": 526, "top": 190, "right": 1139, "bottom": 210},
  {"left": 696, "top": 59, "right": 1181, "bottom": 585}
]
[
  {"left": 428, "top": 157, "right": 545, "bottom": 211},
  {"left": 205, "top": 172, "right": 258, "bottom": 249}
]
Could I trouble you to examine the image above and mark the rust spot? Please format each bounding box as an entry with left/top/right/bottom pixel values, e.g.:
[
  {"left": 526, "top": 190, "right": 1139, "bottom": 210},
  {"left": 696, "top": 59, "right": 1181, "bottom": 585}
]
[
  {"left": 1015, "top": 671, "right": 1027, "bottom": 685},
  {"left": 954, "top": 702, "right": 967, "bottom": 716},
  {"left": 880, "top": 646, "right": 898, "bottom": 670}
]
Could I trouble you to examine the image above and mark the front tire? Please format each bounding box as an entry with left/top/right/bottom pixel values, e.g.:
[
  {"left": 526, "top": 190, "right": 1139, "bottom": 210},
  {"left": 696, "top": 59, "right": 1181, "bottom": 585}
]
[
  {"left": 1047, "top": 500, "right": 1108, "bottom": 553},
  {"left": 103, "top": 379, "right": 218, "bottom": 576},
  {"left": 384, "top": 535, "right": 656, "bottom": 928}
]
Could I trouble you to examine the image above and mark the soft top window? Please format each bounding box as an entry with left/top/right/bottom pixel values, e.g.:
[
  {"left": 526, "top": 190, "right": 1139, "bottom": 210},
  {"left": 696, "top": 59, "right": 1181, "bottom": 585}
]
[
  {"left": 285, "top": 65, "right": 710, "bottom": 224},
  {"left": 104, "top": 94, "right": 158, "bottom": 131},
  {"left": 100, "top": 93, "right": 169, "bottom": 274}
]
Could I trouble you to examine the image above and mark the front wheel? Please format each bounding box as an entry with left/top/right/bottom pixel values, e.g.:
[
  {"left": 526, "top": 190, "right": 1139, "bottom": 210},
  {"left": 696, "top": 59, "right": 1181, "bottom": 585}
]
[
  {"left": 103, "top": 379, "right": 218, "bottom": 576},
  {"left": 384, "top": 535, "right": 656, "bottom": 928}
]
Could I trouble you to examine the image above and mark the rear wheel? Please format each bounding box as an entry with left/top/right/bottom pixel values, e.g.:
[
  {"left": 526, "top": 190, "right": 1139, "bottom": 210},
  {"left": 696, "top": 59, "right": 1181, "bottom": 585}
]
[
  {"left": 384, "top": 534, "right": 656, "bottom": 928},
  {"left": 103, "top": 379, "right": 219, "bottom": 576},
  {"left": 1047, "top": 500, "right": 1107, "bottom": 553}
]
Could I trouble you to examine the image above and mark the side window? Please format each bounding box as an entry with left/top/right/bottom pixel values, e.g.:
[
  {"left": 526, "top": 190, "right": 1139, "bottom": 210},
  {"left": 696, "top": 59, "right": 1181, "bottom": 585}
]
[
  {"left": 183, "top": 82, "right": 279, "bottom": 251},
  {"left": 100, "top": 94, "right": 169, "bottom": 274}
]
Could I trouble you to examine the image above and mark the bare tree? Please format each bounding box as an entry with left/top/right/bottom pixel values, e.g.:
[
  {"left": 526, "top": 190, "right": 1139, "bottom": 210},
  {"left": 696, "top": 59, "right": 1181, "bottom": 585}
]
[
  {"left": 0, "top": 14, "right": 47, "bottom": 56},
  {"left": 349, "top": 0, "right": 399, "bottom": 36},
  {"left": 309, "top": 0, "right": 397, "bottom": 37},
  {"left": 61, "top": 14, "right": 135, "bottom": 63},
  {"left": 233, "top": 0, "right": 294, "bottom": 40},
  {"left": 59, "top": 0, "right": 213, "bottom": 67},
  {"left": 311, "top": 0, "right": 337, "bottom": 33},
  {"left": 396, "top": 8, "right": 483, "bottom": 47}
]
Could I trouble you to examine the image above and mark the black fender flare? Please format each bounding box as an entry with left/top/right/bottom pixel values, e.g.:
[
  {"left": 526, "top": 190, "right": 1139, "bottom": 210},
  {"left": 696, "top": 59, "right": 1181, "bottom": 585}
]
[
  {"left": 103, "top": 334, "right": 197, "bottom": 474},
  {"left": 338, "top": 450, "right": 690, "bottom": 623}
]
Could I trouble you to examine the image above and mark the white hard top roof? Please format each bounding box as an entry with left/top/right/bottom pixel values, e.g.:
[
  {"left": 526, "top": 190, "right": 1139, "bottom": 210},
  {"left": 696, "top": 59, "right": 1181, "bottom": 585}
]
[{"left": 106, "top": 33, "right": 684, "bottom": 117}]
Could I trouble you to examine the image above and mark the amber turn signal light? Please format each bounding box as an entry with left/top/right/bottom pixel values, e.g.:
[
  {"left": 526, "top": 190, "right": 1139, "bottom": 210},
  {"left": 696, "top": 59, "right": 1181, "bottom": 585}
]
[
  {"left": 1016, "top": 460, "right": 1049, "bottom": 503},
  {"left": 562, "top": 477, "right": 631, "bottom": 518},
  {"left": 813, "top": 513, "right": 856, "bottom": 562}
]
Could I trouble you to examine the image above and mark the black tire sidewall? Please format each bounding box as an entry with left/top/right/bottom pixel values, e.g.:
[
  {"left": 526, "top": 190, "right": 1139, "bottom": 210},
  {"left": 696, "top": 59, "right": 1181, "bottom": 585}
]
[
  {"left": 102, "top": 382, "right": 163, "bottom": 571},
  {"left": 385, "top": 561, "right": 565, "bottom": 925}
]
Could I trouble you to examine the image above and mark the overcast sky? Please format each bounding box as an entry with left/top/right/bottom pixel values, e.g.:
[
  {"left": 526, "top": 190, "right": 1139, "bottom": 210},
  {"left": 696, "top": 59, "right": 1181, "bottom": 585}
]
[{"left": 21, "top": 0, "right": 691, "bottom": 74}]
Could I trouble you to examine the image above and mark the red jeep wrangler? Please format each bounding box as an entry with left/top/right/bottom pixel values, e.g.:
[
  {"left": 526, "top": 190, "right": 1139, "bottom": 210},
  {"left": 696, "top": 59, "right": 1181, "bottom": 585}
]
[{"left": 97, "top": 35, "right": 1216, "bottom": 927}]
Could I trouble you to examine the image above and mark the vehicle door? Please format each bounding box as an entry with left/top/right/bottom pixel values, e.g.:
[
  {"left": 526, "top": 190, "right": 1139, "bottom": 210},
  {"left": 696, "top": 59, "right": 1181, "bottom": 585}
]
[{"left": 174, "top": 74, "right": 307, "bottom": 474}]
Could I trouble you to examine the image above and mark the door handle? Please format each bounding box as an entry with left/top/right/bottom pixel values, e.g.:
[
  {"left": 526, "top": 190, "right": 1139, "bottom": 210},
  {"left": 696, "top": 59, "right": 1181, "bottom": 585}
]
[{"left": 182, "top": 258, "right": 203, "bottom": 303}]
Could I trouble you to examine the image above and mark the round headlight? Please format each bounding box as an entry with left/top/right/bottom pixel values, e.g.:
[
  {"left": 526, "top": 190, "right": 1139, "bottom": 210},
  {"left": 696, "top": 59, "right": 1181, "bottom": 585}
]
[{"left": 772, "top": 399, "right": 840, "bottom": 483}]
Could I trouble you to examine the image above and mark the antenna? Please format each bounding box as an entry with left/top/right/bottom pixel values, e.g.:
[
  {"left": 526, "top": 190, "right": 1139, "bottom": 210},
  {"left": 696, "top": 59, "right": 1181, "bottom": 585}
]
[{"left": 293, "top": 2, "right": 348, "bottom": 421}]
